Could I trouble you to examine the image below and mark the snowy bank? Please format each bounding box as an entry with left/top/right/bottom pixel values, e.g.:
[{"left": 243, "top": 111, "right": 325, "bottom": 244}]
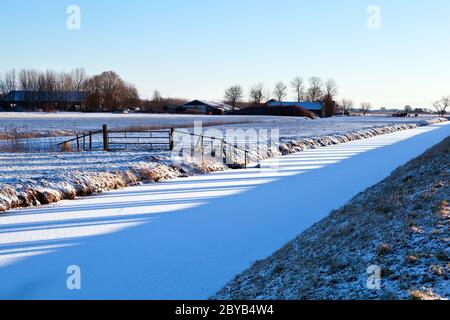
[
  {"left": 245, "top": 118, "right": 448, "bottom": 163},
  {"left": 0, "top": 118, "right": 446, "bottom": 213},
  {"left": 0, "top": 156, "right": 224, "bottom": 212},
  {"left": 214, "top": 137, "right": 450, "bottom": 300}
]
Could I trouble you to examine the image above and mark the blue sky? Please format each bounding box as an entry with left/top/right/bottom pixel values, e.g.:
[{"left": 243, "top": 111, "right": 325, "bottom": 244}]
[{"left": 1, "top": 0, "right": 449, "bottom": 108}]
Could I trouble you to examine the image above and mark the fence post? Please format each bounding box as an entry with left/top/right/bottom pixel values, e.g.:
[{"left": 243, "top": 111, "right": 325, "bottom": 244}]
[
  {"left": 244, "top": 151, "right": 248, "bottom": 169},
  {"left": 89, "top": 131, "right": 92, "bottom": 150},
  {"left": 169, "top": 128, "right": 174, "bottom": 151},
  {"left": 201, "top": 135, "right": 204, "bottom": 162},
  {"left": 221, "top": 139, "right": 225, "bottom": 163},
  {"left": 102, "top": 125, "right": 109, "bottom": 151},
  {"left": 210, "top": 138, "right": 215, "bottom": 157},
  {"left": 76, "top": 134, "right": 80, "bottom": 152},
  {"left": 225, "top": 142, "right": 233, "bottom": 165}
]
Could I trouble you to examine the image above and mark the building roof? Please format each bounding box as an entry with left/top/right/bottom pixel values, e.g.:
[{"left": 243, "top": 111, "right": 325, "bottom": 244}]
[
  {"left": 267, "top": 100, "right": 324, "bottom": 111},
  {"left": 2, "top": 91, "right": 86, "bottom": 103},
  {"left": 179, "top": 100, "right": 235, "bottom": 111}
]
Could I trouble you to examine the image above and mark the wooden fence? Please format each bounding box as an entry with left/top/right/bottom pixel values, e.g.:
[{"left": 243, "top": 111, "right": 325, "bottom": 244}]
[
  {"left": 57, "top": 125, "right": 250, "bottom": 168},
  {"left": 57, "top": 125, "right": 172, "bottom": 152}
]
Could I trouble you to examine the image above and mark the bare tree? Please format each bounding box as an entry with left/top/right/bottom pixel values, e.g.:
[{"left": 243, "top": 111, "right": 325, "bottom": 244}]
[
  {"left": 83, "top": 76, "right": 102, "bottom": 111},
  {"left": 360, "top": 102, "right": 372, "bottom": 116},
  {"left": 340, "top": 98, "right": 353, "bottom": 115},
  {"left": 125, "top": 83, "right": 141, "bottom": 108},
  {"left": 249, "top": 83, "right": 265, "bottom": 105},
  {"left": 101, "top": 71, "right": 123, "bottom": 111},
  {"left": 404, "top": 105, "right": 413, "bottom": 114},
  {"left": 306, "top": 77, "right": 323, "bottom": 102},
  {"left": 433, "top": 96, "right": 450, "bottom": 117},
  {"left": 152, "top": 90, "right": 163, "bottom": 103},
  {"left": 324, "top": 79, "right": 338, "bottom": 101},
  {"left": 18, "top": 69, "right": 29, "bottom": 91},
  {"left": 16, "top": 69, "right": 40, "bottom": 109},
  {"left": 4, "top": 69, "right": 18, "bottom": 93},
  {"left": 84, "top": 71, "right": 138, "bottom": 112},
  {"left": 224, "top": 85, "right": 243, "bottom": 107},
  {"left": 290, "top": 77, "right": 305, "bottom": 102},
  {"left": 273, "top": 81, "right": 287, "bottom": 102},
  {"left": 18, "top": 69, "right": 39, "bottom": 91},
  {"left": 71, "top": 68, "right": 87, "bottom": 91},
  {"left": 0, "top": 74, "right": 5, "bottom": 96}
]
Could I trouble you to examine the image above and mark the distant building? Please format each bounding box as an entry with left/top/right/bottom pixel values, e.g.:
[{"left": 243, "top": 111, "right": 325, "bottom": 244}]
[
  {"left": 1, "top": 90, "right": 86, "bottom": 111},
  {"left": 266, "top": 100, "right": 335, "bottom": 117},
  {"left": 176, "top": 100, "right": 236, "bottom": 115}
]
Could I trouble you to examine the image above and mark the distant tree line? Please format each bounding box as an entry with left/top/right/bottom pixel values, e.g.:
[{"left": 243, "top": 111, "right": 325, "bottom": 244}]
[
  {"left": 0, "top": 68, "right": 141, "bottom": 112},
  {"left": 2, "top": 69, "right": 448, "bottom": 116},
  {"left": 223, "top": 76, "right": 340, "bottom": 108},
  {"left": 140, "top": 90, "right": 188, "bottom": 113},
  {"left": 223, "top": 78, "right": 450, "bottom": 117},
  {"left": 223, "top": 76, "right": 339, "bottom": 117}
]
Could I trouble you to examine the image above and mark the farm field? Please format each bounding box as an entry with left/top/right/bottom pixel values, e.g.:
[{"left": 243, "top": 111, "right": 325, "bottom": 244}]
[
  {"left": 0, "top": 112, "right": 441, "bottom": 152},
  {"left": 0, "top": 112, "right": 438, "bottom": 134},
  {"left": 0, "top": 114, "right": 443, "bottom": 193}
]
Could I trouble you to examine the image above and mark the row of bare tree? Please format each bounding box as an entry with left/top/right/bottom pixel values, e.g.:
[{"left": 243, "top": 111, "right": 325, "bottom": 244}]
[
  {"left": 339, "top": 97, "right": 449, "bottom": 117},
  {"left": 0, "top": 68, "right": 87, "bottom": 95},
  {"left": 224, "top": 77, "right": 339, "bottom": 107},
  {"left": 433, "top": 96, "right": 450, "bottom": 117},
  {"left": 224, "top": 78, "right": 449, "bottom": 117},
  {"left": 338, "top": 99, "right": 373, "bottom": 116},
  {"left": 0, "top": 68, "right": 140, "bottom": 112}
]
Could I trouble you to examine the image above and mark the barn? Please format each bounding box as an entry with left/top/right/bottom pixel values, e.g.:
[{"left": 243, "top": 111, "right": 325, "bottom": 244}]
[
  {"left": 1, "top": 90, "right": 86, "bottom": 111},
  {"left": 176, "top": 100, "right": 235, "bottom": 115},
  {"left": 266, "top": 100, "right": 331, "bottom": 117},
  {"left": 266, "top": 100, "right": 336, "bottom": 118}
]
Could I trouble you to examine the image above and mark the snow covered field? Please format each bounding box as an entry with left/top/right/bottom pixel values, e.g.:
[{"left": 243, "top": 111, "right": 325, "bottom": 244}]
[
  {"left": 0, "top": 113, "right": 443, "bottom": 154},
  {"left": 0, "top": 112, "right": 259, "bottom": 132},
  {"left": 0, "top": 121, "right": 448, "bottom": 299},
  {"left": 0, "top": 117, "right": 445, "bottom": 213},
  {"left": 0, "top": 112, "right": 439, "bottom": 139}
]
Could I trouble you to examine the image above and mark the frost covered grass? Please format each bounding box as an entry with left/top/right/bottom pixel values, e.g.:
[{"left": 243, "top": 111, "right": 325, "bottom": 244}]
[
  {"left": 214, "top": 137, "right": 450, "bottom": 300},
  {"left": 0, "top": 112, "right": 264, "bottom": 133},
  {"left": 0, "top": 152, "right": 224, "bottom": 212},
  {"left": 0, "top": 113, "right": 443, "bottom": 153},
  {"left": 0, "top": 112, "right": 441, "bottom": 138},
  {"left": 0, "top": 117, "right": 447, "bottom": 213}
]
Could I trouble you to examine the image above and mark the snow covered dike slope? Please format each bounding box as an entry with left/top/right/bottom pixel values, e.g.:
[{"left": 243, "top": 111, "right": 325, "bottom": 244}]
[
  {"left": 215, "top": 137, "right": 450, "bottom": 300},
  {"left": 0, "top": 122, "right": 448, "bottom": 299}
]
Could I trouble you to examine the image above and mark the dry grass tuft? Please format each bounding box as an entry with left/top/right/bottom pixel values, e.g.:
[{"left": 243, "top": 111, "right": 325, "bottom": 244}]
[
  {"left": 61, "top": 142, "right": 73, "bottom": 152},
  {"left": 436, "top": 200, "right": 449, "bottom": 218},
  {"left": 409, "top": 289, "right": 444, "bottom": 300},
  {"left": 377, "top": 243, "right": 391, "bottom": 256}
]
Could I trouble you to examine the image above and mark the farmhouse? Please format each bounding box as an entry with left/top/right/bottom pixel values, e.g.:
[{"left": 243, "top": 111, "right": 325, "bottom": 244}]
[
  {"left": 266, "top": 100, "right": 335, "bottom": 118},
  {"left": 176, "top": 100, "right": 236, "bottom": 115},
  {"left": 1, "top": 90, "right": 86, "bottom": 111}
]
